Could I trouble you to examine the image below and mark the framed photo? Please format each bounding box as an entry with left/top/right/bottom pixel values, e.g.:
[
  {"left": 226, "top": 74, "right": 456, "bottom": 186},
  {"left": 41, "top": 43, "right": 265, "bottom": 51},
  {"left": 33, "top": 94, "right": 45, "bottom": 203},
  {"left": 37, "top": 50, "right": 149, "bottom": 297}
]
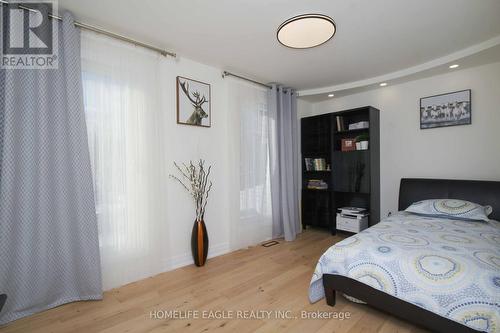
[
  {"left": 420, "top": 89, "right": 471, "bottom": 129},
  {"left": 341, "top": 138, "right": 356, "bottom": 152},
  {"left": 176, "top": 76, "right": 211, "bottom": 127}
]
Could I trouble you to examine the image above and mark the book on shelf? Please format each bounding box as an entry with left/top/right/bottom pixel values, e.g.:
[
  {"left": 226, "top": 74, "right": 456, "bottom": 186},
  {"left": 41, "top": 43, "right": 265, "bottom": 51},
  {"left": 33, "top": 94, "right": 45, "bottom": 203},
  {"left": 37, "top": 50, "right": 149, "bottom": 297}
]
[
  {"left": 348, "top": 121, "right": 369, "bottom": 130},
  {"left": 307, "top": 179, "right": 328, "bottom": 190},
  {"left": 304, "top": 158, "right": 329, "bottom": 171},
  {"left": 335, "top": 116, "right": 346, "bottom": 132},
  {"left": 304, "top": 158, "right": 312, "bottom": 171},
  {"left": 313, "top": 158, "right": 325, "bottom": 171}
]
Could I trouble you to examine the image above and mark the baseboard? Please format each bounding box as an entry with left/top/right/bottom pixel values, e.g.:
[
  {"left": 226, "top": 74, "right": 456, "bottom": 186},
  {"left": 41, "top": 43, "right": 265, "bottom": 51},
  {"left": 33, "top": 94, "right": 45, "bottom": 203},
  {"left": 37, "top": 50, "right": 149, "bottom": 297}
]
[{"left": 163, "top": 242, "right": 230, "bottom": 271}]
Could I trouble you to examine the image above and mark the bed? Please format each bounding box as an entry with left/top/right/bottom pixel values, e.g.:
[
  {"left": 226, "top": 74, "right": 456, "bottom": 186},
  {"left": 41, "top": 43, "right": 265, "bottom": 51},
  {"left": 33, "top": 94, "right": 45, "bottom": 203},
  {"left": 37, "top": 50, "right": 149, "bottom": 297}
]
[{"left": 309, "top": 178, "right": 500, "bottom": 333}]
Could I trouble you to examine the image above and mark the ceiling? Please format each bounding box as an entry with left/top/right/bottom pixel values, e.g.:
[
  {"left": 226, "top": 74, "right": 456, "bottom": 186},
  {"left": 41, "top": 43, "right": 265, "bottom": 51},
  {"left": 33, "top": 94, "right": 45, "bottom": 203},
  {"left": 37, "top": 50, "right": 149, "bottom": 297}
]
[
  {"left": 59, "top": 0, "right": 500, "bottom": 91},
  {"left": 300, "top": 42, "right": 500, "bottom": 102}
]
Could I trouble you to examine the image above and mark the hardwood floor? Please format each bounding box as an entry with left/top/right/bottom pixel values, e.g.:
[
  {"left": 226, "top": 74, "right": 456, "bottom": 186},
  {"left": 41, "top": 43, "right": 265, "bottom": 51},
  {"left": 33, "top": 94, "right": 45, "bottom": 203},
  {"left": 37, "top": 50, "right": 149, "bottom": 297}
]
[{"left": 0, "top": 229, "right": 428, "bottom": 333}]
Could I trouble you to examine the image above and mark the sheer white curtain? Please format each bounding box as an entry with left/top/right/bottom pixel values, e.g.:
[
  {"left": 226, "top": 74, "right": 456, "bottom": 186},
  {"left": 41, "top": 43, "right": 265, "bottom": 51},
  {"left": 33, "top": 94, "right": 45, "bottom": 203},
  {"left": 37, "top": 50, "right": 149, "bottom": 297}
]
[
  {"left": 81, "top": 32, "right": 168, "bottom": 290},
  {"left": 228, "top": 80, "right": 273, "bottom": 250}
]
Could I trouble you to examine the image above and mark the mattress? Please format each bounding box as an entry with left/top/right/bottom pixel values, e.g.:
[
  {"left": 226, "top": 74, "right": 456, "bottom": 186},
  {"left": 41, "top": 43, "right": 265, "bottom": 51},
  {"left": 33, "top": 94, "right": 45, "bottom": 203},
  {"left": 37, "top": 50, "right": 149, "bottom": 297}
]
[{"left": 309, "top": 211, "right": 500, "bottom": 332}]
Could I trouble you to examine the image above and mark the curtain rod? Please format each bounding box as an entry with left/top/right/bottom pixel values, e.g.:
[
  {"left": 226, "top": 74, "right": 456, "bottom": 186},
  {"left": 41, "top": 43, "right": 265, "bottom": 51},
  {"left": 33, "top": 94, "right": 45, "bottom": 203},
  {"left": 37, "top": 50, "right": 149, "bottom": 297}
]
[
  {"left": 222, "top": 71, "right": 295, "bottom": 94},
  {"left": 0, "top": 0, "right": 176, "bottom": 58},
  {"left": 222, "top": 71, "right": 272, "bottom": 89}
]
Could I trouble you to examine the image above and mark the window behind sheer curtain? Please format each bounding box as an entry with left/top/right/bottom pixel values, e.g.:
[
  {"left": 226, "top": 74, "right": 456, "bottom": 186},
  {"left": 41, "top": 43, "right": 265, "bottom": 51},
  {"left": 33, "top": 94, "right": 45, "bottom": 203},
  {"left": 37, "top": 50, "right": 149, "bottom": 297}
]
[
  {"left": 228, "top": 81, "right": 273, "bottom": 250},
  {"left": 81, "top": 31, "right": 168, "bottom": 290}
]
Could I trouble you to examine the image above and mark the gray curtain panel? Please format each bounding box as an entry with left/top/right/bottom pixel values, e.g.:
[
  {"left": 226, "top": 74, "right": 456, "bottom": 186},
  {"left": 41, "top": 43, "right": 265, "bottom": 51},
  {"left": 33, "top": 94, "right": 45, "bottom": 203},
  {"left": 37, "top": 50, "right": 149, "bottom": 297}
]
[
  {"left": 268, "top": 85, "right": 301, "bottom": 241},
  {"left": 0, "top": 13, "right": 102, "bottom": 325}
]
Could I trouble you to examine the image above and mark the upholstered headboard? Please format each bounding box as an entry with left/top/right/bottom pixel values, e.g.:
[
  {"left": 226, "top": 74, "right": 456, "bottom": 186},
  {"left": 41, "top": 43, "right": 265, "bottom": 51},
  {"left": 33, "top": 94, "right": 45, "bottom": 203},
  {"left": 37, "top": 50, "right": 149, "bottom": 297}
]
[{"left": 398, "top": 178, "right": 500, "bottom": 221}]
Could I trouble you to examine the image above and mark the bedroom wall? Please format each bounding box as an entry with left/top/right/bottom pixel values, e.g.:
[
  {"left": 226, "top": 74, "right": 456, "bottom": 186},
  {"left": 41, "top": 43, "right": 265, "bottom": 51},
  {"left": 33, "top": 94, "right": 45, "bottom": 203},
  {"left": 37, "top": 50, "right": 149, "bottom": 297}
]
[
  {"left": 160, "top": 57, "right": 231, "bottom": 270},
  {"left": 299, "top": 61, "right": 500, "bottom": 220}
]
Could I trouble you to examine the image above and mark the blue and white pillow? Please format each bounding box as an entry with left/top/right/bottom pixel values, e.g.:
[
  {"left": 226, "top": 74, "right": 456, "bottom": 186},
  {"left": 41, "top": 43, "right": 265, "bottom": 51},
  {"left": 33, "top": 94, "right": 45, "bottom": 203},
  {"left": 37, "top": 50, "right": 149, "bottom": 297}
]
[{"left": 405, "top": 199, "right": 492, "bottom": 221}]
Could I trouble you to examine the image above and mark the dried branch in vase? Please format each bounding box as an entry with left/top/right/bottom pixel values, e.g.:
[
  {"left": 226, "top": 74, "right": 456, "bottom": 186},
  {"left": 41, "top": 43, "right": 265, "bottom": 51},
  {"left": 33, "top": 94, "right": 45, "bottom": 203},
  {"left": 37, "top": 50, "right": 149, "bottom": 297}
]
[{"left": 170, "top": 159, "right": 213, "bottom": 221}]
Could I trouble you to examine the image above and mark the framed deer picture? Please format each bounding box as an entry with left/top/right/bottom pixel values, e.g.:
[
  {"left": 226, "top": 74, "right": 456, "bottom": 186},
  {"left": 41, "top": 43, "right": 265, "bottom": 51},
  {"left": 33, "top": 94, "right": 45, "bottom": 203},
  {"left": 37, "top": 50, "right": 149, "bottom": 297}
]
[{"left": 176, "top": 76, "right": 211, "bottom": 127}]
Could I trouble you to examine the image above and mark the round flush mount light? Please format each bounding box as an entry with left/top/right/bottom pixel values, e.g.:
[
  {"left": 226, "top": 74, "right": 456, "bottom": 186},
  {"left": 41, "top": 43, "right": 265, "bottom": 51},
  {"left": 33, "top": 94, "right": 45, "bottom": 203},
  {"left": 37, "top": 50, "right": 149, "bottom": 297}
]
[{"left": 277, "top": 14, "right": 336, "bottom": 49}]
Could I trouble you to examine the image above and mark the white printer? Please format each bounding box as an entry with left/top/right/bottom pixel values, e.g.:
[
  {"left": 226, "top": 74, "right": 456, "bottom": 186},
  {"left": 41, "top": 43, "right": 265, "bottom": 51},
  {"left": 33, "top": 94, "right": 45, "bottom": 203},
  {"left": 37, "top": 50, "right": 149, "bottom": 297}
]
[{"left": 336, "top": 207, "right": 369, "bottom": 233}]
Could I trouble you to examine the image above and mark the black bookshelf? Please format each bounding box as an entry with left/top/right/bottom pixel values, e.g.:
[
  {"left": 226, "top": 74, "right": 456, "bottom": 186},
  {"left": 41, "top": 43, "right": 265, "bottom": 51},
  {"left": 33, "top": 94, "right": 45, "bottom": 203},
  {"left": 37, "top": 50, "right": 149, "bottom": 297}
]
[{"left": 301, "top": 106, "right": 380, "bottom": 234}]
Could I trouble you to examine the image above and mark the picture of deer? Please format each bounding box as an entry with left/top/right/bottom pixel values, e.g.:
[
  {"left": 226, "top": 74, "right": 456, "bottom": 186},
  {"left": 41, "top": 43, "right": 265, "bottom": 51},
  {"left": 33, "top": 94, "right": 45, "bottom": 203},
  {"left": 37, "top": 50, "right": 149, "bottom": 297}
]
[{"left": 177, "top": 77, "right": 210, "bottom": 127}]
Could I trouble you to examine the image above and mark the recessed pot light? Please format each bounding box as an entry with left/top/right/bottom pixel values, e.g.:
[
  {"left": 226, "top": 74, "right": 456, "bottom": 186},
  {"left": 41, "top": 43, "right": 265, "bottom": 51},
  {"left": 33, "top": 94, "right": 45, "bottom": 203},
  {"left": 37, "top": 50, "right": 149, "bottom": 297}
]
[
  {"left": 449, "top": 64, "right": 459, "bottom": 69},
  {"left": 328, "top": 93, "right": 334, "bottom": 97},
  {"left": 379, "top": 82, "right": 387, "bottom": 87},
  {"left": 277, "top": 14, "right": 336, "bottom": 49}
]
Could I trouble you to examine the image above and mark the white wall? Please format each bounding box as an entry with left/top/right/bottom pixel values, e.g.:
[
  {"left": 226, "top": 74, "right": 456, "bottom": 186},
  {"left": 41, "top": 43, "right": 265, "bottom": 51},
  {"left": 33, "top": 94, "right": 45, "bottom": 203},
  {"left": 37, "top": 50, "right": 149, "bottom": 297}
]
[
  {"left": 297, "top": 98, "right": 313, "bottom": 118},
  {"left": 299, "top": 62, "right": 500, "bottom": 219},
  {"left": 160, "top": 57, "right": 231, "bottom": 269}
]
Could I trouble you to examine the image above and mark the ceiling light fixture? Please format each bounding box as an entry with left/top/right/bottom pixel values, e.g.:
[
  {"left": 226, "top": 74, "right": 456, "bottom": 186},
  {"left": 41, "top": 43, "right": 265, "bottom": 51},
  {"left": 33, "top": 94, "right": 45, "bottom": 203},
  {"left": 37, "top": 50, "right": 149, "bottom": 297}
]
[
  {"left": 379, "top": 82, "right": 387, "bottom": 87},
  {"left": 277, "top": 14, "right": 336, "bottom": 49},
  {"left": 449, "top": 64, "right": 459, "bottom": 69},
  {"left": 328, "top": 93, "right": 334, "bottom": 97}
]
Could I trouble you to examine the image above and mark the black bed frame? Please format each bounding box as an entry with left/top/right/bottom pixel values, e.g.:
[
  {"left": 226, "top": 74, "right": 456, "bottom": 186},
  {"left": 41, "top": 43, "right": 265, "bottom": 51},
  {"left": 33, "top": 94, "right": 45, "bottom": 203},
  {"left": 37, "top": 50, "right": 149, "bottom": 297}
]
[{"left": 322, "top": 178, "right": 500, "bottom": 333}]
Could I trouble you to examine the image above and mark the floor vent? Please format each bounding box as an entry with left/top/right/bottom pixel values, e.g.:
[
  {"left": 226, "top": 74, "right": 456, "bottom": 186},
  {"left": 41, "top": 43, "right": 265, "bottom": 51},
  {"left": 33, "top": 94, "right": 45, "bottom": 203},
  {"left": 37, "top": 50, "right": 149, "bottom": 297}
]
[{"left": 261, "top": 240, "right": 279, "bottom": 247}]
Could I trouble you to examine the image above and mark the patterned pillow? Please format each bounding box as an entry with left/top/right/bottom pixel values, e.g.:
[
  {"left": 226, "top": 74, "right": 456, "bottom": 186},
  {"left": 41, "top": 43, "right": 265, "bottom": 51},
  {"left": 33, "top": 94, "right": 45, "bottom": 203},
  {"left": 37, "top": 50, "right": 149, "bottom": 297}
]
[{"left": 405, "top": 199, "right": 492, "bottom": 221}]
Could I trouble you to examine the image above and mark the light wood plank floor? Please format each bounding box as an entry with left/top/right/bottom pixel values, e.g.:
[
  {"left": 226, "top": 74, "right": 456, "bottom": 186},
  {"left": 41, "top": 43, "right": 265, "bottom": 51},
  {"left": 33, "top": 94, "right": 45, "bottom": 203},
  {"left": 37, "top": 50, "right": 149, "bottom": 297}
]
[{"left": 0, "top": 229, "right": 428, "bottom": 333}]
